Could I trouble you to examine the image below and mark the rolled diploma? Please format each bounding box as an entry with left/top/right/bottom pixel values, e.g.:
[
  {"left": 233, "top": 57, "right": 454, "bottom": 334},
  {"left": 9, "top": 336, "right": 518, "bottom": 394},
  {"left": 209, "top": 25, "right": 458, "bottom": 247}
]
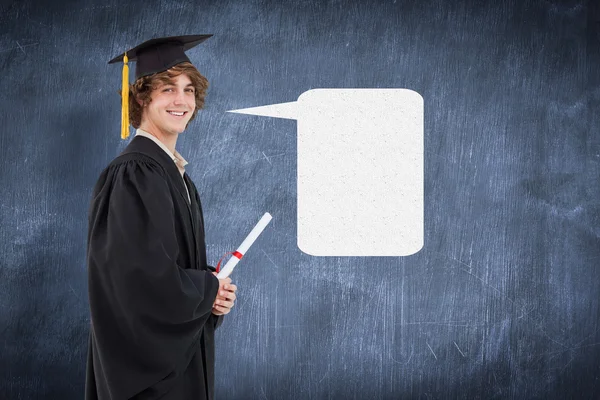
[{"left": 216, "top": 212, "right": 273, "bottom": 279}]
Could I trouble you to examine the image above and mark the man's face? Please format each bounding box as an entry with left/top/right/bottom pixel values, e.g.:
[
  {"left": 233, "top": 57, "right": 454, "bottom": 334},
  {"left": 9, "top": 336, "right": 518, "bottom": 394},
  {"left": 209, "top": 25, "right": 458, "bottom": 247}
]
[{"left": 141, "top": 73, "right": 196, "bottom": 136}]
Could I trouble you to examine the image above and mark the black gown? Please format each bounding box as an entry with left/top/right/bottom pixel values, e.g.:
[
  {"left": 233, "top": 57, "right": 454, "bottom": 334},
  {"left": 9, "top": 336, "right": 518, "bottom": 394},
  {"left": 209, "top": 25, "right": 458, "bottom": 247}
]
[{"left": 85, "top": 135, "right": 223, "bottom": 400}]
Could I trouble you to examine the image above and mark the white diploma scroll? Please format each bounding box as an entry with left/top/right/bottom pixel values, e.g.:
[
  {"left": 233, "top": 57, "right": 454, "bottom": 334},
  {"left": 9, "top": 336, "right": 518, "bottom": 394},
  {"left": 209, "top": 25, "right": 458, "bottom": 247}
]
[{"left": 216, "top": 212, "right": 273, "bottom": 279}]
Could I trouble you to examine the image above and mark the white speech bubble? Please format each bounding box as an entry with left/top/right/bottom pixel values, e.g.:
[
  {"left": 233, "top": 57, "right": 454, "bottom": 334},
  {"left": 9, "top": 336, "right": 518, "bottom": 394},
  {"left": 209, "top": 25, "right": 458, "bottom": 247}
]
[{"left": 228, "top": 89, "right": 423, "bottom": 256}]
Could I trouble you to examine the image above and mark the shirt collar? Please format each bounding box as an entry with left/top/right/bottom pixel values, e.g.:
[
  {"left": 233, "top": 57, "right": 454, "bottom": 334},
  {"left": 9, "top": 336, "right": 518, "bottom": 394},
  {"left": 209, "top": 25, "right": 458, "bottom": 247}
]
[{"left": 135, "top": 128, "right": 189, "bottom": 169}]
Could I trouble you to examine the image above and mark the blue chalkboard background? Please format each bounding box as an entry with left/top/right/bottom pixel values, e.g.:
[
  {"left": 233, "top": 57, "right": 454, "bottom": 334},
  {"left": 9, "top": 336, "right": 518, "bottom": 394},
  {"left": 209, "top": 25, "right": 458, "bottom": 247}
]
[{"left": 1, "top": 0, "right": 599, "bottom": 398}]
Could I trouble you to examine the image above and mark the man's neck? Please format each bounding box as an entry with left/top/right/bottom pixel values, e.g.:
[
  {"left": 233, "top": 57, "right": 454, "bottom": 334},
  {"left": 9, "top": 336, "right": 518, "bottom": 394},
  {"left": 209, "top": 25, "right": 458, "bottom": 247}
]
[{"left": 137, "top": 124, "right": 178, "bottom": 155}]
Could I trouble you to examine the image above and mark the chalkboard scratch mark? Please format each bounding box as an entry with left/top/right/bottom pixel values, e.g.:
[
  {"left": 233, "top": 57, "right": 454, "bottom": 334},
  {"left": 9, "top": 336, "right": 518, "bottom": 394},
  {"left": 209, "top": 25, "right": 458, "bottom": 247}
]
[
  {"left": 538, "top": 327, "right": 569, "bottom": 350},
  {"left": 1, "top": 204, "right": 19, "bottom": 211},
  {"left": 244, "top": 152, "right": 288, "bottom": 166},
  {"left": 548, "top": 342, "right": 600, "bottom": 356},
  {"left": 201, "top": 165, "right": 219, "bottom": 179},
  {"left": 68, "top": 284, "right": 81, "bottom": 301},
  {"left": 576, "top": 342, "right": 600, "bottom": 349},
  {"left": 555, "top": 342, "right": 600, "bottom": 353},
  {"left": 261, "top": 152, "right": 272, "bottom": 166},
  {"left": 15, "top": 41, "right": 26, "bottom": 55},
  {"left": 426, "top": 342, "right": 437, "bottom": 360},
  {"left": 453, "top": 341, "right": 466, "bottom": 357},
  {"left": 458, "top": 269, "right": 491, "bottom": 291},
  {"left": 560, "top": 356, "right": 575, "bottom": 372},
  {"left": 266, "top": 152, "right": 288, "bottom": 158},
  {"left": 259, "top": 384, "right": 268, "bottom": 400},
  {"left": 426, "top": 271, "right": 434, "bottom": 293},
  {"left": 536, "top": 355, "right": 576, "bottom": 396},
  {"left": 317, "top": 368, "right": 331, "bottom": 383},
  {"left": 267, "top": 324, "right": 303, "bottom": 329},
  {"left": 0, "top": 42, "right": 38, "bottom": 54},
  {"left": 269, "top": 227, "right": 293, "bottom": 238},
  {"left": 390, "top": 348, "right": 413, "bottom": 365},
  {"left": 492, "top": 370, "right": 500, "bottom": 393},
  {"left": 435, "top": 251, "right": 519, "bottom": 308},
  {"left": 25, "top": 14, "right": 49, "bottom": 27},
  {"left": 261, "top": 250, "right": 278, "bottom": 268},
  {"left": 329, "top": 291, "right": 379, "bottom": 351},
  {"left": 396, "top": 320, "right": 487, "bottom": 327},
  {"left": 78, "top": 5, "right": 117, "bottom": 11},
  {"left": 572, "top": 326, "right": 600, "bottom": 348}
]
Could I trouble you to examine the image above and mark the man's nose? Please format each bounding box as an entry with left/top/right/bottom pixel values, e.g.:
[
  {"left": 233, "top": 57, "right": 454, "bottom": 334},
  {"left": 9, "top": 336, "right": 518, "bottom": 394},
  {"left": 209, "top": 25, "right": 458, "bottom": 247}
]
[{"left": 173, "top": 89, "right": 186, "bottom": 104}]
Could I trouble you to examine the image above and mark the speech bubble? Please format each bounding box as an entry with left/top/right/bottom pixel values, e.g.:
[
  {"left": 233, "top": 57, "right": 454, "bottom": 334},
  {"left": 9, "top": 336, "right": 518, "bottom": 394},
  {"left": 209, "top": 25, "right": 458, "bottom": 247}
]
[{"left": 228, "top": 89, "right": 423, "bottom": 256}]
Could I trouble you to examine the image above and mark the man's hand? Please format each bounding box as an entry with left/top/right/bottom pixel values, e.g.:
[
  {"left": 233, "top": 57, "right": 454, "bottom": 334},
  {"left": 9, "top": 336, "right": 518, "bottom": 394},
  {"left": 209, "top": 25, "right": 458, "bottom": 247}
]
[{"left": 211, "top": 272, "right": 237, "bottom": 316}]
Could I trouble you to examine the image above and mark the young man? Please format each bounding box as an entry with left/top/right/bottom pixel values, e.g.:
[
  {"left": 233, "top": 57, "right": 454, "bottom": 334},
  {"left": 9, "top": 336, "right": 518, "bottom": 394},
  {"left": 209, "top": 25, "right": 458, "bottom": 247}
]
[{"left": 85, "top": 35, "right": 236, "bottom": 400}]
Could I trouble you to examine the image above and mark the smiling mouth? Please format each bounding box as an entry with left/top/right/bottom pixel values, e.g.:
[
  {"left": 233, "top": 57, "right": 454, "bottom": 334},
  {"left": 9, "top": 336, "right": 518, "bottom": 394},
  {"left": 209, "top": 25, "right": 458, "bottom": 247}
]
[{"left": 167, "top": 111, "right": 188, "bottom": 117}]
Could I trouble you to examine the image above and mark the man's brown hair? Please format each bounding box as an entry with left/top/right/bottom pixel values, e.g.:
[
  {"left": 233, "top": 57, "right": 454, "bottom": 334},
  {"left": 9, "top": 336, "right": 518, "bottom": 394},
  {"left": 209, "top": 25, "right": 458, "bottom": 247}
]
[{"left": 127, "top": 62, "right": 209, "bottom": 129}]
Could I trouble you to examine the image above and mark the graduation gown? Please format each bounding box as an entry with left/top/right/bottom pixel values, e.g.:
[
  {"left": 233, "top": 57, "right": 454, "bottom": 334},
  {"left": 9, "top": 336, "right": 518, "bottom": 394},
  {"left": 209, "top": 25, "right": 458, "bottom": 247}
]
[{"left": 85, "top": 136, "right": 223, "bottom": 400}]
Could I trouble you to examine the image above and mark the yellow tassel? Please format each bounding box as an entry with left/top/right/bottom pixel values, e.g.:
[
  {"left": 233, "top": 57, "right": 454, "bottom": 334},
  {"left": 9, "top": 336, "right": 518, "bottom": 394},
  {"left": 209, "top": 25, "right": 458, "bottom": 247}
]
[{"left": 121, "top": 53, "right": 130, "bottom": 140}]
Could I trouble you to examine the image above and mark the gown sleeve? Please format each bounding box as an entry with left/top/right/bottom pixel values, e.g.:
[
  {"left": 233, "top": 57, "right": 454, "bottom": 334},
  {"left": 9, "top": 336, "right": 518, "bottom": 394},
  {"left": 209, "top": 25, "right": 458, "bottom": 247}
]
[
  {"left": 87, "top": 157, "right": 219, "bottom": 398},
  {"left": 206, "top": 265, "right": 225, "bottom": 330}
]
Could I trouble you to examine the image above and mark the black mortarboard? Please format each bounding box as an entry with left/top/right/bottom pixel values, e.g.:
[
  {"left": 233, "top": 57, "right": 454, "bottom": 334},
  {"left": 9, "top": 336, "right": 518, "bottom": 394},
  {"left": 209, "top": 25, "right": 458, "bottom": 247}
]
[
  {"left": 108, "top": 34, "right": 212, "bottom": 139},
  {"left": 108, "top": 34, "right": 212, "bottom": 80}
]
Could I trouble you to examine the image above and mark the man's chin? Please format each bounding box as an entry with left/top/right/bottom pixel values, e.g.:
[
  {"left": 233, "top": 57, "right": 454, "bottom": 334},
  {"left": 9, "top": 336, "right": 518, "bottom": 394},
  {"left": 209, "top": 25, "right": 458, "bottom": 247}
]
[{"left": 168, "top": 124, "right": 188, "bottom": 135}]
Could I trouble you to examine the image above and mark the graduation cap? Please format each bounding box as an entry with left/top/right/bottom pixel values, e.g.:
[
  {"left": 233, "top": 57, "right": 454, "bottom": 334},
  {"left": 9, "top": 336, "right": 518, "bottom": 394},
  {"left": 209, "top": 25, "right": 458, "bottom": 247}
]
[{"left": 108, "top": 34, "right": 212, "bottom": 139}]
